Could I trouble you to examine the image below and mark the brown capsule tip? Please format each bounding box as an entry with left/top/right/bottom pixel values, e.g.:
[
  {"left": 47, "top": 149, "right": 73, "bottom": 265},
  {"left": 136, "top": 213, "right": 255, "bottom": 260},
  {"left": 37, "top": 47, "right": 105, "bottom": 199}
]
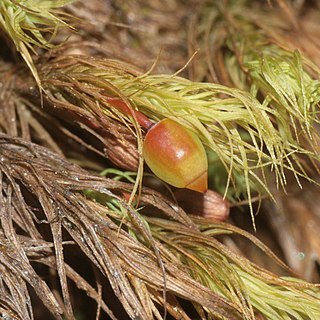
[
  {"left": 185, "top": 170, "right": 208, "bottom": 193},
  {"left": 174, "top": 189, "right": 229, "bottom": 221}
]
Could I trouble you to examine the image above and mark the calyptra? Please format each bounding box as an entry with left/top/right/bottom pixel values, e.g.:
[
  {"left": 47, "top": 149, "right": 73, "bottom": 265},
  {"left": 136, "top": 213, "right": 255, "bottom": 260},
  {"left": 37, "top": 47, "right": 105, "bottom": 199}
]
[{"left": 143, "top": 118, "right": 208, "bottom": 193}]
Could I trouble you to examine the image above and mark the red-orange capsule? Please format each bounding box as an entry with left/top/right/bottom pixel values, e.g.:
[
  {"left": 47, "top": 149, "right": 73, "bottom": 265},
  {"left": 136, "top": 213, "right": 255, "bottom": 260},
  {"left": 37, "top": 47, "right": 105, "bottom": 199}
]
[{"left": 143, "top": 118, "right": 208, "bottom": 193}]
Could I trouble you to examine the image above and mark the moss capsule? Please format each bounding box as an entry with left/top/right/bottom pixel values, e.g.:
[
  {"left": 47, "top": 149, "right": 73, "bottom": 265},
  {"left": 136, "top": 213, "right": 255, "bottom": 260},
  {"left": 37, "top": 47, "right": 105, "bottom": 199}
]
[{"left": 143, "top": 118, "right": 208, "bottom": 193}]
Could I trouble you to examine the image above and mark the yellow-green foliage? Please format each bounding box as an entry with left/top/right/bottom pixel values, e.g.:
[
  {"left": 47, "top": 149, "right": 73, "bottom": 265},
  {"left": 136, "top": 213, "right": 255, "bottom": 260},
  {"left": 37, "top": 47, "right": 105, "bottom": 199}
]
[
  {"left": 0, "top": 0, "right": 74, "bottom": 86},
  {"left": 42, "top": 56, "right": 320, "bottom": 222}
]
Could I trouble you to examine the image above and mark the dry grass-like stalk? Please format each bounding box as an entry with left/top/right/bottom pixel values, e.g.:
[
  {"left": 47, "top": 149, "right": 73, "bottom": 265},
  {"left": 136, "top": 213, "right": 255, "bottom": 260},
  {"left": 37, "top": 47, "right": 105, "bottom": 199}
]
[{"left": 0, "top": 133, "right": 320, "bottom": 319}]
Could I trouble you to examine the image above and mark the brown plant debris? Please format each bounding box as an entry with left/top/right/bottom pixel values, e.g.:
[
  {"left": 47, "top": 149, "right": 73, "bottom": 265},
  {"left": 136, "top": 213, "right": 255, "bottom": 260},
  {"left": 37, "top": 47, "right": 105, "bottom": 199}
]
[
  {"left": 0, "top": 134, "right": 240, "bottom": 319},
  {"left": 0, "top": 133, "right": 319, "bottom": 319}
]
